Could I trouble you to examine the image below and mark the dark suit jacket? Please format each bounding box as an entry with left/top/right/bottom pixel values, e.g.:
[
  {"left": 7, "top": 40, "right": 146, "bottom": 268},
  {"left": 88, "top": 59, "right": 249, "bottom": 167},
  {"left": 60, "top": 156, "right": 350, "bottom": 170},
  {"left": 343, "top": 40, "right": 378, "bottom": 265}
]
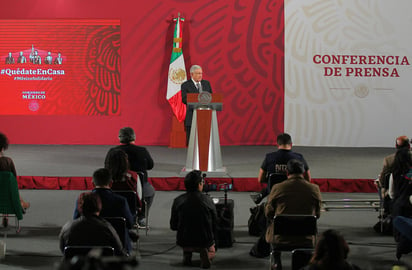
[
  {"left": 5, "top": 57, "right": 14, "bottom": 64},
  {"left": 181, "top": 79, "right": 213, "bottom": 126},
  {"left": 170, "top": 190, "right": 217, "bottom": 248}
]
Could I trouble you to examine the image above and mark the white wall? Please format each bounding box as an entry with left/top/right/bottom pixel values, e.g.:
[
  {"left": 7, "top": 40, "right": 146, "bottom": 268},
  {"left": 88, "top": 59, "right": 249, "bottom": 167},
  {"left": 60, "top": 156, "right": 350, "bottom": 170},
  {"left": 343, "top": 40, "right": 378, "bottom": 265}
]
[{"left": 285, "top": 0, "right": 412, "bottom": 146}]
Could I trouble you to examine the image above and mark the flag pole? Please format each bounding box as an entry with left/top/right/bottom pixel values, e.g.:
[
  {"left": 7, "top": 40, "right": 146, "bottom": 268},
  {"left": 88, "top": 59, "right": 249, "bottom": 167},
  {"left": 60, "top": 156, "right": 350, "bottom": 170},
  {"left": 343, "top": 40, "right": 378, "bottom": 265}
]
[{"left": 167, "top": 12, "right": 187, "bottom": 148}]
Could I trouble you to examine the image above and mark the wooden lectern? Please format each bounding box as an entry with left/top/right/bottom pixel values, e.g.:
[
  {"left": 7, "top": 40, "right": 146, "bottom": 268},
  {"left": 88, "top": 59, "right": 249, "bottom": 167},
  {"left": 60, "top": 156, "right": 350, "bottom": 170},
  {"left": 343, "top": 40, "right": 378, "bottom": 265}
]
[{"left": 182, "top": 92, "right": 226, "bottom": 175}]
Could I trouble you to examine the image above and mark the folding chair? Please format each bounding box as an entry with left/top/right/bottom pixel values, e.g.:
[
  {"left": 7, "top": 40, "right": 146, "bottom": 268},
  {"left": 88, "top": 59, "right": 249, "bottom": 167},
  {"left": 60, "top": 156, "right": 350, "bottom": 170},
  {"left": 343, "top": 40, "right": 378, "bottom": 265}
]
[
  {"left": 269, "top": 214, "right": 317, "bottom": 270},
  {"left": 265, "top": 173, "right": 288, "bottom": 196},
  {"left": 112, "top": 190, "right": 139, "bottom": 225},
  {"left": 375, "top": 176, "right": 385, "bottom": 233},
  {"left": 136, "top": 171, "right": 150, "bottom": 235},
  {"left": 268, "top": 173, "right": 287, "bottom": 186},
  {"left": 104, "top": 217, "right": 129, "bottom": 252},
  {"left": 63, "top": 245, "right": 114, "bottom": 259},
  {"left": 0, "top": 171, "right": 23, "bottom": 233},
  {"left": 135, "top": 172, "right": 143, "bottom": 205}
]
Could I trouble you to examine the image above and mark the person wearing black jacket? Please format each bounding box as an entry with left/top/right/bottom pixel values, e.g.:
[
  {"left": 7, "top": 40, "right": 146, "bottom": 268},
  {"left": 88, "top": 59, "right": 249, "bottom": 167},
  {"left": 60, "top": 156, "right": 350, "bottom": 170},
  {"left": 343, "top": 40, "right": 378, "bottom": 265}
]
[
  {"left": 61, "top": 192, "right": 126, "bottom": 256},
  {"left": 170, "top": 170, "right": 218, "bottom": 269}
]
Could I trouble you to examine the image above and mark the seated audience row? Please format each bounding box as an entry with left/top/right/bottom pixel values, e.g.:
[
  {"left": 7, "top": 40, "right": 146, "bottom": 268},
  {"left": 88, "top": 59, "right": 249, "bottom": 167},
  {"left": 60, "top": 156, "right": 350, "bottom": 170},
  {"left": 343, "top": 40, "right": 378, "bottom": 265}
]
[
  {"left": 377, "top": 136, "right": 412, "bottom": 258},
  {"left": 72, "top": 168, "right": 135, "bottom": 254},
  {"left": 61, "top": 126, "right": 155, "bottom": 256}
]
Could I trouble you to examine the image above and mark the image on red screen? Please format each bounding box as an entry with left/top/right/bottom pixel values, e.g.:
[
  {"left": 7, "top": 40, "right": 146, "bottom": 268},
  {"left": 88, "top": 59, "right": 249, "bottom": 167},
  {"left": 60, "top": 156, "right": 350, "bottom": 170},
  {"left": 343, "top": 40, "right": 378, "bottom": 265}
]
[{"left": 0, "top": 19, "right": 120, "bottom": 115}]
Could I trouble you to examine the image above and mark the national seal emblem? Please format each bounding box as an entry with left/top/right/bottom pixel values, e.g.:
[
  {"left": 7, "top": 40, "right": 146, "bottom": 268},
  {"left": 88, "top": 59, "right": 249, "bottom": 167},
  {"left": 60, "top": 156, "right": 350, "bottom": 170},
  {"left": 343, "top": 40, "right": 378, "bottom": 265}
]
[{"left": 169, "top": 67, "right": 186, "bottom": 84}]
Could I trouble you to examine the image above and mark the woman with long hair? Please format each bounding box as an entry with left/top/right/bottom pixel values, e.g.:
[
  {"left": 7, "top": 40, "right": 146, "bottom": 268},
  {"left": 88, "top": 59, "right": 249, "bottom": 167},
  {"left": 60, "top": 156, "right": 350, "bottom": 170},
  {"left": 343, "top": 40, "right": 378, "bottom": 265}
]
[
  {"left": 104, "top": 149, "right": 142, "bottom": 207},
  {"left": 304, "top": 229, "right": 360, "bottom": 270}
]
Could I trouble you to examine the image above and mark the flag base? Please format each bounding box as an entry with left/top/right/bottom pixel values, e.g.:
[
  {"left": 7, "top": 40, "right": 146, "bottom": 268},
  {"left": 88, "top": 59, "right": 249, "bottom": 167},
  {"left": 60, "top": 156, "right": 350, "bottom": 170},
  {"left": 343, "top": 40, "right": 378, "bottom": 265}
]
[
  {"left": 169, "top": 116, "right": 186, "bottom": 148},
  {"left": 180, "top": 166, "right": 227, "bottom": 177}
]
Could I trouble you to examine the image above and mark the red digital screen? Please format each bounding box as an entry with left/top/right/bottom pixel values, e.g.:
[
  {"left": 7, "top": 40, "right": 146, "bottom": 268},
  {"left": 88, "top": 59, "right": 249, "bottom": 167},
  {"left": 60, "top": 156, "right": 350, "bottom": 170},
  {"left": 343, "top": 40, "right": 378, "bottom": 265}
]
[{"left": 0, "top": 19, "right": 120, "bottom": 115}]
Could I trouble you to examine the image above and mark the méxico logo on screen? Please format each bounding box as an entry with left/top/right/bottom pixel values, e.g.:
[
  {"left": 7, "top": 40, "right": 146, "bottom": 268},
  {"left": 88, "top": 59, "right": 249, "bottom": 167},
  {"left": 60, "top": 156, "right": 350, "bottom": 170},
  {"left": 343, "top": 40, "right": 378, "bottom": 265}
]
[{"left": 1, "top": 45, "right": 66, "bottom": 113}]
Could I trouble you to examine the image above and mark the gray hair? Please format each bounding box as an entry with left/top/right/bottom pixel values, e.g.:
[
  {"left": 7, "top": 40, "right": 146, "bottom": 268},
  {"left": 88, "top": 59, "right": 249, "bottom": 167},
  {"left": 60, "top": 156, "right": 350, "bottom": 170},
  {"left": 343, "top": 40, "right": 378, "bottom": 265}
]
[
  {"left": 190, "top": 65, "right": 202, "bottom": 74},
  {"left": 287, "top": 159, "right": 305, "bottom": 174},
  {"left": 118, "top": 127, "right": 136, "bottom": 143}
]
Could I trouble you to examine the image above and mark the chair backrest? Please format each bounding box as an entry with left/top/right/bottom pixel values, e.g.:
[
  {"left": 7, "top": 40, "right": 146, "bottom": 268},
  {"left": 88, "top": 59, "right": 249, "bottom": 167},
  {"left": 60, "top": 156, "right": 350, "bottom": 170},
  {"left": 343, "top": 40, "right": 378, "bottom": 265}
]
[
  {"left": 135, "top": 172, "right": 144, "bottom": 200},
  {"left": 0, "top": 171, "right": 23, "bottom": 220},
  {"left": 268, "top": 173, "right": 288, "bottom": 190},
  {"left": 273, "top": 215, "right": 317, "bottom": 237},
  {"left": 63, "top": 245, "right": 114, "bottom": 259},
  {"left": 104, "top": 217, "right": 128, "bottom": 250},
  {"left": 291, "top": 248, "right": 314, "bottom": 270},
  {"left": 113, "top": 190, "right": 138, "bottom": 218}
]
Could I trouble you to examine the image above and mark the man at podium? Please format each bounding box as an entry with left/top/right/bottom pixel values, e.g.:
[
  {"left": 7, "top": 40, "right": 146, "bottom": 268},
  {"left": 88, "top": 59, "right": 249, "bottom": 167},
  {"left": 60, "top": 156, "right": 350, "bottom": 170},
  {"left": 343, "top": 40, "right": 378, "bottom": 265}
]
[{"left": 181, "top": 65, "right": 213, "bottom": 145}]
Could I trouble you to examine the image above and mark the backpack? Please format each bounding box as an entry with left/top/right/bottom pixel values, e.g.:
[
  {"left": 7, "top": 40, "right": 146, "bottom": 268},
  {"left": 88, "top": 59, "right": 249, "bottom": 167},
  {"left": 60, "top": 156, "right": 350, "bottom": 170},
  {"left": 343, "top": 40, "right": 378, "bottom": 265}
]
[
  {"left": 403, "top": 167, "right": 412, "bottom": 180},
  {"left": 373, "top": 214, "right": 393, "bottom": 235},
  {"left": 248, "top": 203, "right": 267, "bottom": 236}
]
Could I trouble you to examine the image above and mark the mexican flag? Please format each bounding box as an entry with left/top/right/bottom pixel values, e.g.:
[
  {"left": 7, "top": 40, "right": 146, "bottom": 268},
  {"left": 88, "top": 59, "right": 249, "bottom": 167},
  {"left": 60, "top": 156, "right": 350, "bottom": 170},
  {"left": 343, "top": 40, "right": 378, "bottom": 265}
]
[{"left": 166, "top": 16, "right": 187, "bottom": 122}]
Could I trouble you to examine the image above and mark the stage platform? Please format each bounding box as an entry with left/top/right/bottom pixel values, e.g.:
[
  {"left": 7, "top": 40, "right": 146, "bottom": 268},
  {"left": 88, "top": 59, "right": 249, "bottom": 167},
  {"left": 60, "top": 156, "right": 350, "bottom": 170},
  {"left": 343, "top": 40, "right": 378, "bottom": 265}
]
[{"left": 7, "top": 144, "right": 393, "bottom": 192}]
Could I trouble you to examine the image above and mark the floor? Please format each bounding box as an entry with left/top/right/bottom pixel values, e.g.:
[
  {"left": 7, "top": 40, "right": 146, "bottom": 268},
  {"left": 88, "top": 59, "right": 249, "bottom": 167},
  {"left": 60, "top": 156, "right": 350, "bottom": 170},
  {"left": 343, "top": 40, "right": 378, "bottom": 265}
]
[
  {"left": 6, "top": 145, "right": 393, "bottom": 179},
  {"left": 0, "top": 145, "right": 409, "bottom": 270}
]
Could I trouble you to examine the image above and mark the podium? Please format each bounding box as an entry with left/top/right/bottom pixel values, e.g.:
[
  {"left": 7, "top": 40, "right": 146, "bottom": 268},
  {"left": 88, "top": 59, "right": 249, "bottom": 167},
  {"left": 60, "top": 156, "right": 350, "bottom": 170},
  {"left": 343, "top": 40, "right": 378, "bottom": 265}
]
[{"left": 182, "top": 92, "right": 226, "bottom": 175}]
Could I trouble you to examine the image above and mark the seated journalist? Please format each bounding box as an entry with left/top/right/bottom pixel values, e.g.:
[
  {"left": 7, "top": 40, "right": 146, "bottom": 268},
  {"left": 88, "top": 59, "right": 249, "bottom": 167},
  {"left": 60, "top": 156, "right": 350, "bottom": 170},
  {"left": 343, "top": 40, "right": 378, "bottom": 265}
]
[
  {"left": 60, "top": 192, "right": 126, "bottom": 256},
  {"left": 105, "top": 149, "right": 142, "bottom": 214}
]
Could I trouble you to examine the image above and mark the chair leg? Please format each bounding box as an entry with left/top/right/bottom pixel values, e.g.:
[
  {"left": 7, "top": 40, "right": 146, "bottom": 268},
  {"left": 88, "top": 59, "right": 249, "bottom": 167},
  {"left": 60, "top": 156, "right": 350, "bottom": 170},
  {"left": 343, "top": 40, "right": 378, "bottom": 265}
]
[
  {"left": 0, "top": 239, "right": 6, "bottom": 259},
  {"left": 269, "top": 251, "right": 274, "bottom": 270},
  {"left": 269, "top": 250, "right": 282, "bottom": 270},
  {"left": 15, "top": 217, "right": 20, "bottom": 233},
  {"left": 183, "top": 251, "right": 192, "bottom": 266},
  {"left": 144, "top": 199, "right": 149, "bottom": 236},
  {"left": 378, "top": 186, "right": 384, "bottom": 233},
  {"left": 1, "top": 215, "right": 21, "bottom": 233},
  {"left": 137, "top": 200, "right": 149, "bottom": 235},
  {"left": 2, "top": 215, "right": 8, "bottom": 228}
]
